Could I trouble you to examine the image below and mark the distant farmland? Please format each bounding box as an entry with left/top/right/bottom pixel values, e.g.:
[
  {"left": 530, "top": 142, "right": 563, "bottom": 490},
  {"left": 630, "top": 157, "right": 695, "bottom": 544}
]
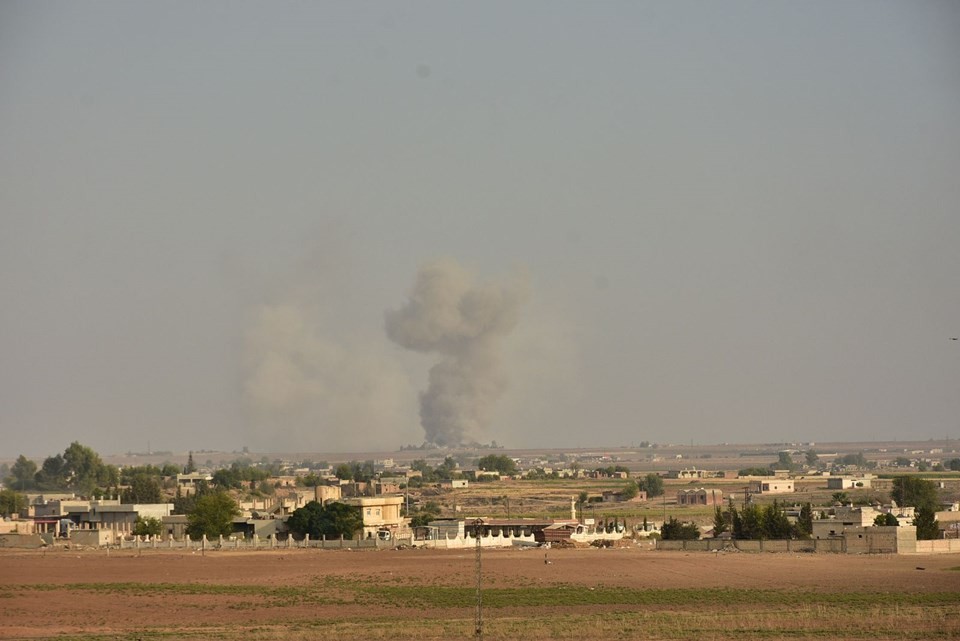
[{"left": 1, "top": 546, "right": 958, "bottom": 640}]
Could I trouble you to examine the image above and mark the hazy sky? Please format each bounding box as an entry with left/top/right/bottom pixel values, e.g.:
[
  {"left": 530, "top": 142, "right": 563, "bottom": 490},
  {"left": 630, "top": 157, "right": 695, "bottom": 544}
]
[{"left": 2, "top": 2, "right": 959, "bottom": 459}]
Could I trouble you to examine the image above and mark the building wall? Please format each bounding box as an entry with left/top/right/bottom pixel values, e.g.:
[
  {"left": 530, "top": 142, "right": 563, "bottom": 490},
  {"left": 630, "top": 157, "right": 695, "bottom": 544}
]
[
  {"left": 345, "top": 496, "right": 405, "bottom": 537},
  {"left": 0, "top": 533, "right": 45, "bottom": 549},
  {"left": 677, "top": 489, "right": 723, "bottom": 506},
  {"left": 827, "top": 477, "right": 873, "bottom": 490},
  {"left": 0, "top": 519, "right": 35, "bottom": 534},
  {"left": 751, "top": 480, "right": 795, "bottom": 494},
  {"left": 314, "top": 485, "right": 342, "bottom": 503},
  {"left": 914, "top": 539, "right": 960, "bottom": 553},
  {"left": 71, "top": 529, "right": 113, "bottom": 546}
]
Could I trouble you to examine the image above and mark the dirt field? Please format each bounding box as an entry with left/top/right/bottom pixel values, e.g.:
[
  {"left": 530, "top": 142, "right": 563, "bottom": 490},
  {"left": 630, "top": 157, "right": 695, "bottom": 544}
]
[{"left": 2, "top": 546, "right": 959, "bottom": 640}]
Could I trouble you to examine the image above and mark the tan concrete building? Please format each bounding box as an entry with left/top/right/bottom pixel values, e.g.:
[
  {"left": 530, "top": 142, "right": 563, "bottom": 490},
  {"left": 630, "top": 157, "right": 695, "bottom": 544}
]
[
  {"left": 749, "top": 479, "right": 795, "bottom": 494},
  {"left": 826, "top": 476, "right": 873, "bottom": 490},
  {"left": 677, "top": 488, "right": 723, "bottom": 506},
  {"left": 344, "top": 496, "right": 406, "bottom": 538}
]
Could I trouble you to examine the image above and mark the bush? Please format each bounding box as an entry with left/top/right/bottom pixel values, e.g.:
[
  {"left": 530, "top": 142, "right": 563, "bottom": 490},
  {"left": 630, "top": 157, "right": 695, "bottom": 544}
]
[
  {"left": 287, "top": 501, "right": 364, "bottom": 539},
  {"left": 186, "top": 491, "right": 240, "bottom": 540},
  {"left": 661, "top": 517, "right": 700, "bottom": 540},
  {"left": 133, "top": 516, "right": 163, "bottom": 537}
]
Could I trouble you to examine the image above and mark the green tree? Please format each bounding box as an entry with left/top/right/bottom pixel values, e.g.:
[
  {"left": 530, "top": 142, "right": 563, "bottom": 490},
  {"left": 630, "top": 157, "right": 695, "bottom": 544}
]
[
  {"left": 891, "top": 476, "right": 939, "bottom": 510},
  {"left": 286, "top": 501, "right": 325, "bottom": 538},
  {"left": 738, "top": 467, "right": 773, "bottom": 477},
  {"left": 831, "top": 491, "right": 849, "bottom": 505},
  {"left": 636, "top": 473, "right": 664, "bottom": 498},
  {"left": 619, "top": 480, "right": 640, "bottom": 500},
  {"left": 62, "top": 441, "right": 115, "bottom": 495},
  {"left": 409, "top": 500, "right": 442, "bottom": 528},
  {"left": 212, "top": 468, "right": 242, "bottom": 489},
  {"left": 185, "top": 451, "right": 197, "bottom": 474},
  {"left": 35, "top": 454, "right": 67, "bottom": 489},
  {"left": 186, "top": 491, "right": 240, "bottom": 540},
  {"left": 0, "top": 489, "right": 27, "bottom": 517},
  {"left": 133, "top": 516, "right": 163, "bottom": 537},
  {"left": 160, "top": 463, "right": 181, "bottom": 477},
  {"left": 8, "top": 455, "right": 37, "bottom": 491},
  {"left": 730, "top": 503, "right": 743, "bottom": 539},
  {"left": 661, "top": 517, "right": 700, "bottom": 540},
  {"left": 796, "top": 503, "right": 814, "bottom": 538},
  {"left": 299, "top": 472, "right": 322, "bottom": 487},
  {"left": 763, "top": 501, "right": 793, "bottom": 539},
  {"left": 435, "top": 456, "right": 459, "bottom": 480},
  {"left": 805, "top": 450, "right": 820, "bottom": 467},
  {"left": 576, "top": 491, "right": 589, "bottom": 521},
  {"left": 172, "top": 480, "right": 211, "bottom": 515},
  {"left": 34, "top": 442, "right": 115, "bottom": 495},
  {"left": 838, "top": 452, "right": 869, "bottom": 468},
  {"left": 712, "top": 505, "right": 728, "bottom": 537},
  {"left": 773, "top": 452, "right": 794, "bottom": 471},
  {"left": 913, "top": 504, "right": 940, "bottom": 540},
  {"left": 334, "top": 463, "right": 354, "bottom": 481},
  {"left": 476, "top": 455, "right": 518, "bottom": 476},
  {"left": 873, "top": 513, "right": 899, "bottom": 527},
  {"left": 738, "top": 504, "right": 767, "bottom": 539},
  {"left": 286, "top": 501, "right": 363, "bottom": 539},
  {"left": 122, "top": 474, "right": 163, "bottom": 504}
]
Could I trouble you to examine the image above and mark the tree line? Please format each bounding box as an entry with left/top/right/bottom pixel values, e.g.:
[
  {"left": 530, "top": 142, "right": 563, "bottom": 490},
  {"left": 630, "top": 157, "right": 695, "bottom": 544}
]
[{"left": 662, "top": 476, "right": 944, "bottom": 541}]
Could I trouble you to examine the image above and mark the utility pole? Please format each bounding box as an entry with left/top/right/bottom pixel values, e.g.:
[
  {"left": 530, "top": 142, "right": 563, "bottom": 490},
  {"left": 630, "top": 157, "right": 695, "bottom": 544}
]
[{"left": 474, "top": 518, "right": 484, "bottom": 641}]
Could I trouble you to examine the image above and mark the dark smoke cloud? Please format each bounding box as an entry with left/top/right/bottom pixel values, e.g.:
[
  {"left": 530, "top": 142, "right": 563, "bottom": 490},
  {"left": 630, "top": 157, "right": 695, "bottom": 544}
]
[{"left": 385, "top": 259, "right": 529, "bottom": 446}]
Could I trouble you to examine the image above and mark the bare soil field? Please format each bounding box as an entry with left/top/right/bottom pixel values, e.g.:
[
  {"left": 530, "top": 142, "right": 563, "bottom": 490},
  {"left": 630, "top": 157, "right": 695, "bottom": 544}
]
[{"left": 2, "top": 546, "right": 959, "bottom": 641}]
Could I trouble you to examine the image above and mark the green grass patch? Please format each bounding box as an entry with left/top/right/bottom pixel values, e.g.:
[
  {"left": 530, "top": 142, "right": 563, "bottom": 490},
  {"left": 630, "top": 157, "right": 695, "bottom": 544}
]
[
  {"left": 353, "top": 583, "right": 960, "bottom": 610},
  {"left": 0, "top": 581, "right": 349, "bottom": 605},
  {"left": 6, "top": 579, "right": 959, "bottom": 613}
]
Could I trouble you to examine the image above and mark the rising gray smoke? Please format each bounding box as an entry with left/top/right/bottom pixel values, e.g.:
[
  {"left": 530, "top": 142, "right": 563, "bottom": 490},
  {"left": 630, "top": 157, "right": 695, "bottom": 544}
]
[{"left": 385, "top": 259, "right": 529, "bottom": 446}]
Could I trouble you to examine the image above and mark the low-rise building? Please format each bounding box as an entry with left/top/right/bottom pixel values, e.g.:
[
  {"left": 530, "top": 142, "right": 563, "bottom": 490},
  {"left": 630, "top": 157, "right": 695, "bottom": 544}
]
[
  {"left": 176, "top": 473, "right": 213, "bottom": 495},
  {"left": 826, "top": 476, "right": 874, "bottom": 490},
  {"left": 749, "top": 479, "right": 795, "bottom": 494},
  {"left": 343, "top": 496, "right": 406, "bottom": 539},
  {"left": 601, "top": 489, "right": 647, "bottom": 503},
  {"left": 677, "top": 488, "right": 723, "bottom": 506}
]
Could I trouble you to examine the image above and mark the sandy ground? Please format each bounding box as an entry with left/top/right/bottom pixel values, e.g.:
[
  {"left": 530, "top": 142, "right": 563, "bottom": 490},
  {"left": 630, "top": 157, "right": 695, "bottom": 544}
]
[{"left": 1, "top": 545, "right": 958, "bottom": 639}]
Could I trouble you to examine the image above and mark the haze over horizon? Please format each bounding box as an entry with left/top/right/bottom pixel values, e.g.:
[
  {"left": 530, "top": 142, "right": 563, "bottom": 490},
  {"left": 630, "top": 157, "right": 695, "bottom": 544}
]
[{"left": 2, "top": 2, "right": 959, "bottom": 459}]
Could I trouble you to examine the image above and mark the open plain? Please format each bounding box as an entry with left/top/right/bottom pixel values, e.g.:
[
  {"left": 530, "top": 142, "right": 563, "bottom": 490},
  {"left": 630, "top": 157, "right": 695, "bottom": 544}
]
[{"left": 2, "top": 546, "right": 959, "bottom": 641}]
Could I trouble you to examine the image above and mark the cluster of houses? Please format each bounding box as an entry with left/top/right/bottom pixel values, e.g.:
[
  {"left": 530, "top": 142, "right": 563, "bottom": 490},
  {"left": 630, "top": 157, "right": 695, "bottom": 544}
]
[
  {"left": 0, "top": 482, "right": 409, "bottom": 547},
  {"left": 0, "top": 486, "right": 632, "bottom": 551},
  {"left": 3, "top": 456, "right": 960, "bottom": 553}
]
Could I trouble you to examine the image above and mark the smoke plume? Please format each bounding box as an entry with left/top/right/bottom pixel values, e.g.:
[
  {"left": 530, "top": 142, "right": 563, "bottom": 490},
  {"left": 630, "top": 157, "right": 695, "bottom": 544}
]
[
  {"left": 242, "top": 303, "right": 417, "bottom": 451},
  {"left": 385, "top": 259, "right": 529, "bottom": 446}
]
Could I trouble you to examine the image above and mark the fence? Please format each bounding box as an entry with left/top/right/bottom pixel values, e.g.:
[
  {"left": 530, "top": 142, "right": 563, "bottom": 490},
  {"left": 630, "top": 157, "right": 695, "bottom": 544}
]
[
  {"left": 118, "top": 533, "right": 415, "bottom": 551},
  {"left": 656, "top": 538, "right": 846, "bottom": 553},
  {"left": 114, "top": 528, "right": 625, "bottom": 552}
]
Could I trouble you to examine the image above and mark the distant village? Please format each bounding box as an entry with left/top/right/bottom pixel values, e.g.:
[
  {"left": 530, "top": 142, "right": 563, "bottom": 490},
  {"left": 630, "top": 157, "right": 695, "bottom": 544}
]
[{"left": 2, "top": 440, "right": 960, "bottom": 555}]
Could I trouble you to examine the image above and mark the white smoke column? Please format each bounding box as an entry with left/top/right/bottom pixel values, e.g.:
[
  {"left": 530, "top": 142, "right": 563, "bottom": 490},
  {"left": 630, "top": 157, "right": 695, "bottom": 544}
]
[{"left": 385, "top": 259, "right": 529, "bottom": 446}]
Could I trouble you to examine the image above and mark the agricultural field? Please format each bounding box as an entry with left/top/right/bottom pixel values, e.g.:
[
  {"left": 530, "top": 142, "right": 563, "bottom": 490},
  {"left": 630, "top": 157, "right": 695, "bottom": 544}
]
[{"left": 1, "top": 546, "right": 958, "bottom": 640}]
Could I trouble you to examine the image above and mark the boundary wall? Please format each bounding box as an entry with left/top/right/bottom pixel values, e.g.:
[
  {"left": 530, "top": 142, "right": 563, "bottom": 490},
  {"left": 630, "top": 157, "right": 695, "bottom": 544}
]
[{"left": 656, "top": 539, "right": 844, "bottom": 553}]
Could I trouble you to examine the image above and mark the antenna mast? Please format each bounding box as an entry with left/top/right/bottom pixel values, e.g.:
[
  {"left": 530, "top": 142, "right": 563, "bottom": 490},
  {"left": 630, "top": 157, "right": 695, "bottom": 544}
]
[{"left": 474, "top": 518, "right": 483, "bottom": 641}]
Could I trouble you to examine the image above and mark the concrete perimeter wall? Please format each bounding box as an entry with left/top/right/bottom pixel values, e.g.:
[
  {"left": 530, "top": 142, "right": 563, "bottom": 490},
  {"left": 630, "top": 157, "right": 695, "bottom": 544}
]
[
  {"left": 657, "top": 539, "right": 845, "bottom": 553},
  {"left": 0, "top": 533, "right": 45, "bottom": 549},
  {"left": 117, "top": 534, "right": 415, "bottom": 550},
  {"left": 658, "top": 534, "right": 960, "bottom": 555},
  {"left": 913, "top": 539, "right": 960, "bottom": 554}
]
